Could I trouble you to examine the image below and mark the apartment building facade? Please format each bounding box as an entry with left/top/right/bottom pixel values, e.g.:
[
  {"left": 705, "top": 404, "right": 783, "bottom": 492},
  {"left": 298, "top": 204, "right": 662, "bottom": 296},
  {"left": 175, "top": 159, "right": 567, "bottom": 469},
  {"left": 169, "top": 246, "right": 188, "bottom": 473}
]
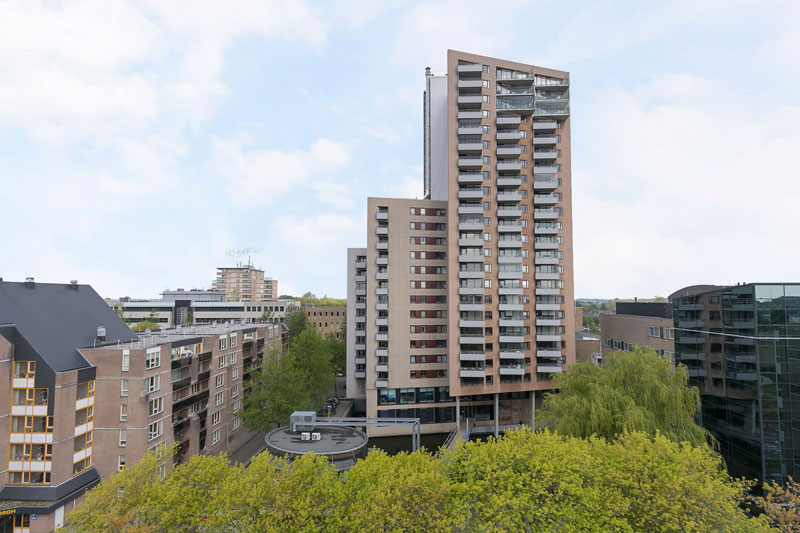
[
  {"left": 346, "top": 50, "right": 575, "bottom": 436},
  {"left": 670, "top": 283, "right": 800, "bottom": 485},
  {"left": 212, "top": 265, "right": 278, "bottom": 302},
  {"left": 600, "top": 302, "right": 675, "bottom": 361},
  {"left": 303, "top": 305, "right": 346, "bottom": 338},
  {"left": 0, "top": 280, "right": 284, "bottom": 532}
]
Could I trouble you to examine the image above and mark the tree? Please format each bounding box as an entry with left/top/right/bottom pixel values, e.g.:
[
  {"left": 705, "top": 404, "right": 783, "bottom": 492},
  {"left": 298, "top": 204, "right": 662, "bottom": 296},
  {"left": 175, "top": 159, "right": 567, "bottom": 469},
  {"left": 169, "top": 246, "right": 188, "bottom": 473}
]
[
  {"left": 285, "top": 310, "right": 309, "bottom": 345},
  {"left": 259, "top": 308, "right": 273, "bottom": 323},
  {"left": 324, "top": 332, "right": 346, "bottom": 374},
  {"left": 112, "top": 305, "right": 130, "bottom": 323},
  {"left": 290, "top": 327, "right": 335, "bottom": 410},
  {"left": 539, "top": 346, "right": 710, "bottom": 447},
  {"left": 755, "top": 476, "right": 800, "bottom": 531},
  {"left": 241, "top": 347, "right": 309, "bottom": 430}
]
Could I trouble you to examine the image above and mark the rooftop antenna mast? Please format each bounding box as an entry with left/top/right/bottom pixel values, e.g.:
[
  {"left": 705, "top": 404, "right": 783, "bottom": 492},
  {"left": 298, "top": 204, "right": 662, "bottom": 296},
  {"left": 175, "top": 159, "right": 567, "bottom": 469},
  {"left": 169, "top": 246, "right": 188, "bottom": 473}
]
[{"left": 226, "top": 247, "right": 259, "bottom": 268}]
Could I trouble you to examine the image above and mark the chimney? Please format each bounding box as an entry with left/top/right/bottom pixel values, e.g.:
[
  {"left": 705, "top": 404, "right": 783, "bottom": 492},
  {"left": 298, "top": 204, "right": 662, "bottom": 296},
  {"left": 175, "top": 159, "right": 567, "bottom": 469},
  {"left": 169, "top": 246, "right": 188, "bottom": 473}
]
[
  {"left": 69, "top": 280, "right": 79, "bottom": 290},
  {"left": 96, "top": 326, "right": 106, "bottom": 342},
  {"left": 24, "top": 277, "right": 35, "bottom": 288}
]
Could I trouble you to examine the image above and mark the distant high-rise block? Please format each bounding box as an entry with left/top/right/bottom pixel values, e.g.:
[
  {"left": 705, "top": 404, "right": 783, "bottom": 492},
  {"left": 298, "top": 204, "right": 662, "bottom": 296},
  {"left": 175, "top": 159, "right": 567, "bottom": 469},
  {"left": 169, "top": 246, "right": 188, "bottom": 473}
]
[{"left": 212, "top": 265, "right": 278, "bottom": 302}]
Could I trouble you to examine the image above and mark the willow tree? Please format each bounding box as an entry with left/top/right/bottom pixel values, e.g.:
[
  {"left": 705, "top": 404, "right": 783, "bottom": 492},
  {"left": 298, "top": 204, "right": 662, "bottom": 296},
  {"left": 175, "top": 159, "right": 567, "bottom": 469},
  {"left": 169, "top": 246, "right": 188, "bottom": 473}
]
[{"left": 539, "top": 346, "right": 710, "bottom": 446}]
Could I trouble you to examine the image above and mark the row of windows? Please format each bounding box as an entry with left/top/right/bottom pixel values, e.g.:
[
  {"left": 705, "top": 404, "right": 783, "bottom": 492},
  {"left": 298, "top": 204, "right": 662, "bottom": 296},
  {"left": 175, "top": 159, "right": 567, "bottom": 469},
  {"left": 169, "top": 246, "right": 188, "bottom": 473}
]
[
  {"left": 410, "top": 222, "right": 446, "bottom": 230},
  {"left": 307, "top": 310, "right": 343, "bottom": 317},
  {"left": 410, "top": 370, "right": 447, "bottom": 379},
  {"left": 647, "top": 326, "right": 675, "bottom": 339}
]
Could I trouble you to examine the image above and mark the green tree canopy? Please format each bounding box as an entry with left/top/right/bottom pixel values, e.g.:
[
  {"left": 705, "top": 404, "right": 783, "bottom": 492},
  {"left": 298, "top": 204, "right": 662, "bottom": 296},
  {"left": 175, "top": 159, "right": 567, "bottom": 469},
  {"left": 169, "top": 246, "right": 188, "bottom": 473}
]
[
  {"left": 241, "top": 347, "right": 309, "bottom": 429},
  {"left": 539, "top": 346, "right": 710, "bottom": 446},
  {"left": 324, "top": 331, "right": 346, "bottom": 374},
  {"left": 67, "top": 429, "right": 769, "bottom": 532},
  {"left": 285, "top": 310, "right": 308, "bottom": 345},
  {"left": 290, "top": 326, "right": 335, "bottom": 410}
]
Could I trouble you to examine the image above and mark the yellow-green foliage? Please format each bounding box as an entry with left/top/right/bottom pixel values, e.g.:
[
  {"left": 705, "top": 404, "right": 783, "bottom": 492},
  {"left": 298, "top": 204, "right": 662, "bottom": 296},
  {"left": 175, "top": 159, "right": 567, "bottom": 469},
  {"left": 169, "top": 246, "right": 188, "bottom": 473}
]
[
  {"left": 540, "top": 346, "right": 710, "bottom": 446},
  {"left": 66, "top": 430, "right": 770, "bottom": 532}
]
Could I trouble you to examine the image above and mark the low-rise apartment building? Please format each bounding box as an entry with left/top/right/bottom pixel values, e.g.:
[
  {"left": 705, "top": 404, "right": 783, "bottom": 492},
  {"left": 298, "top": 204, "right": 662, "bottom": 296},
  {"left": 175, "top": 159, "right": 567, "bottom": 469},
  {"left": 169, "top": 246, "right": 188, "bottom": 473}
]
[
  {"left": 0, "top": 279, "right": 285, "bottom": 532},
  {"left": 303, "top": 305, "right": 346, "bottom": 338},
  {"left": 600, "top": 302, "right": 675, "bottom": 361},
  {"left": 109, "top": 298, "right": 299, "bottom": 328}
]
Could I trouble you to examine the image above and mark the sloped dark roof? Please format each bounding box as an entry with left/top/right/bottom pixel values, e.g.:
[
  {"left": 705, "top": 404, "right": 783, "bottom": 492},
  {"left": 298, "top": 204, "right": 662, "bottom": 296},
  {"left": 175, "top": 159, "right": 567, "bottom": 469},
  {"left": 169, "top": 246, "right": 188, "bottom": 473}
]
[{"left": 0, "top": 281, "right": 137, "bottom": 371}]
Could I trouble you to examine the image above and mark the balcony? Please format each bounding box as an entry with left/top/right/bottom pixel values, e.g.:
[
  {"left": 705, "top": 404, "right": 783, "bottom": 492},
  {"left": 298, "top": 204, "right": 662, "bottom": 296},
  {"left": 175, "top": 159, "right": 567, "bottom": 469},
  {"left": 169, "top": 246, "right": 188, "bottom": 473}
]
[
  {"left": 537, "top": 349, "right": 561, "bottom": 358},
  {"left": 533, "top": 136, "right": 558, "bottom": 146},
  {"left": 458, "top": 142, "right": 484, "bottom": 152},
  {"left": 458, "top": 173, "right": 483, "bottom": 183},
  {"left": 459, "top": 270, "right": 483, "bottom": 279},
  {"left": 376, "top": 364, "right": 388, "bottom": 373},
  {"left": 678, "top": 320, "right": 705, "bottom": 328},
  {"left": 459, "top": 287, "right": 483, "bottom": 296},
  {"left": 536, "top": 318, "right": 560, "bottom": 327},
  {"left": 355, "top": 274, "right": 366, "bottom": 282},
  {"left": 457, "top": 63, "right": 483, "bottom": 74},
  {"left": 497, "top": 223, "right": 522, "bottom": 232},
  {"left": 376, "top": 212, "right": 388, "bottom": 220},
  {"left": 497, "top": 161, "right": 522, "bottom": 171},
  {"left": 537, "top": 365, "right": 563, "bottom": 373},
  {"left": 458, "top": 221, "right": 483, "bottom": 231},
  {"left": 460, "top": 368, "right": 486, "bottom": 378},
  {"left": 355, "top": 316, "right": 367, "bottom": 323},
  {"left": 535, "top": 272, "right": 561, "bottom": 281},
  {"left": 497, "top": 192, "right": 522, "bottom": 202},
  {"left": 375, "top": 318, "right": 388, "bottom": 326},
  {"left": 376, "top": 380, "right": 388, "bottom": 388},
  {"left": 457, "top": 79, "right": 484, "bottom": 90},
  {"left": 376, "top": 226, "right": 389, "bottom": 235},
  {"left": 499, "top": 350, "right": 525, "bottom": 359},
  {"left": 458, "top": 189, "right": 484, "bottom": 200},
  {"left": 498, "top": 303, "right": 523, "bottom": 311},
  {"left": 458, "top": 158, "right": 483, "bottom": 168},
  {"left": 497, "top": 146, "right": 522, "bottom": 156},
  {"left": 537, "top": 334, "right": 562, "bottom": 342},
  {"left": 687, "top": 369, "right": 707, "bottom": 378},
  {"left": 497, "top": 256, "right": 523, "bottom": 264},
  {"left": 534, "top": 195, "right": 558, "bottom": 206},
  {"left": 499, "top": 335, "right": 525, "bottom": 343},
  {"left": 460, "top": 351, "right": 486, "bottom": 362},
  {"left": 534, "top": 165, "right": 559, "bottom": 174},
  {"left": 459, "top": 334, "right": 484, "bottom": 344},
  {"left": 458, "top": 110, "right": 483, "bottom": 119},
  {"left": 533, "top": 178, "right": 558, "bottom": 190},
  {"left": 533, "top": 209, "right": 558, "bottom": 220},
  {"left": 533, "top": 121, "right": 558, "bottom": 131},
  {"left": 498, "top": 287, "right": 523, "bottom": 295},
  {"left": 498, "top": 240, "right": 523, "bottom": 249},
  {"left": 497, "top": 177, "right": 521, "bottom": 187},
  {"left": 496, "top": 115, "right": 521, "bottom": 127},
  {"left": 376, "top": 333, "right": 388, "bottom": 341},
  {"left": 459, "top": 319, "right": 484, "bottom": 328},
  {"left": 376, "top": 272, "right": 388, "bottom": 280},
  {"left": 375, "top": 288, "right": 388, "bottom": 295},
  {"left": 376, "top": 303, "right": 388, "bottom": 311},
  {"left": 458, "top": 237, "right": 483, "bottom": 246},
  {"left": 458, "top": 127, "right": 483, "bottom": 135},
  {"left": 535, "top": 225, "right": 559, "bottom": 235},
  {"left": 458, "top": 205, "right": 483, "bottom": 214},
  {"left": 499, "top": 365, "right": 526, "bottom": 376},
  {"left": 376, "top": 348, "right": 388, "bottom": 356},
  {"left": 536, "top": 303, "right": 561, "bottom": 311},
  {"left": 376, "top": 242, "right": 388, "bottom": 250},
  {"left": 497, "top": 208, "right": 522, "bottom": 218},
  {"left": 678, "top": 352, "right": 706, "bottom": 362},
  {"left": 354, "top": 357, "right": 366, "bottom": 365},
  {"left": 496, "top": 131, "right": 522, "bottom": 142},
  {"left": 457, "top": 95, "right": 484, "bottom": 107},
  {"left": 376, "top": 257, "right": 388, "bottom": 265},
  {"left": 459, "top": 303, "right": 484, "bottom": 312},
  {"left": 536, "top": 288, "right": 561, "bottom": 296},
  {"left": 534, "top": 101, "right": 570, "bottom": 116},
  {"left": 533, "top": 150, "right": 558, "bottom": 160},
  {"left": 458, "top": 254, "right": 484, "bottom": 263},
  {"left": 354, "top": 371, "right": 366, "bottom": 379},
  {"left": 355, "top": 260, "right": 367, "bottom": 269}
]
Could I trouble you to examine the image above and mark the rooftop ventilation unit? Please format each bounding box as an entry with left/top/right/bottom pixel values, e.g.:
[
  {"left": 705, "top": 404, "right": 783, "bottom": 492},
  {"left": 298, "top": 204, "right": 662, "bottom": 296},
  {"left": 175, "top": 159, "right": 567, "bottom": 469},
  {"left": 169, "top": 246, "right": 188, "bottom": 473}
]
[{"left": 96, "top": 326, "right": 106, "bottom": 342}]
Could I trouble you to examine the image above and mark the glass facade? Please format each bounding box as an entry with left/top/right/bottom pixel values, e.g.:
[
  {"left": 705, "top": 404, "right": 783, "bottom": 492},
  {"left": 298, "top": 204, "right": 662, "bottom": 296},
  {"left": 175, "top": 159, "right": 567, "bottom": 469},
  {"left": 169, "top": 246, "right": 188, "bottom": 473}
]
[{"left": 673, "top": 284, "right": 800, "bottom": 484}]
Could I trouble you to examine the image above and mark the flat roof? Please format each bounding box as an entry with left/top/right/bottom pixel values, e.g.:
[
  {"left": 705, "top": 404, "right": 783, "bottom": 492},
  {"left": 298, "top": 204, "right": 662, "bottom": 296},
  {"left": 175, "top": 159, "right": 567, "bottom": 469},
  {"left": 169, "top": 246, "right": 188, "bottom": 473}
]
[
  {"left": 92, "top": 322, "right": 270, "bottom": 351},
  {"left": 266, "top": 426, "right": 367, "bottom": 456}
]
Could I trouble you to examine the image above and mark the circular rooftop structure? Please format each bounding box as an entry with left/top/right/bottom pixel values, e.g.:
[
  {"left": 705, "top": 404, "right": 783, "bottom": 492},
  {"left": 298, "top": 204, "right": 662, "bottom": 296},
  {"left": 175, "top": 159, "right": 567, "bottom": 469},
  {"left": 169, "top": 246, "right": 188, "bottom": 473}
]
[{"left": 265, "top": 425, "right": 368, "bottom": 471}]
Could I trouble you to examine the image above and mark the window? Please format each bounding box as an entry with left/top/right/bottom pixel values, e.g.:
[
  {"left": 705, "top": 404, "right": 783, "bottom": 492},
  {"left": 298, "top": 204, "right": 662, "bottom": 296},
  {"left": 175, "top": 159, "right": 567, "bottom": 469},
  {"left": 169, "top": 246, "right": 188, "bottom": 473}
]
[
  {"left": 482, "top": 156, "right": 490, "bottom": 164},
  {"left": 647, "top": 326, "right": 660, "bottom": 338},
  {"left": 145, "top": 348, "right": 161, "bottom": 370},
  {"left": 211, "top": 429, "right": 221, "bottom": 445},
  {"left": 148, "top": 420, "right": 163, "bottom": 441},
  {"left": 119, "top": 429, "right": 127, "bottom": 447},
  {"left": 118, "top": 454, "right": 126, "bottom": 472},
  {"left": 149, "top": 397, "right": 163, "bottom": 416},
  {"left": 120, "top": 404, "right": 128, "bottom": 422},
  {"left": 215, "top": 374, "right": 224, "bottom": 388},
  {"left": 122, "top": 352, "right": 130, "bottom": 372},
  {"left": 147, "top": 375, "right": 160, "bottom": 393},
  {"left": 233, "top": 417, "right": 240, "bottom": 430},
  {"left": 215, "top": 391, "right": 224, "bottom": 406},
  {"left": 233, "top": 400, "right": 240, "bottom": 413},
  {"left": 231, "top": 384, "right": 239, "bottom": 398},
  {"left": 218, "top": 355, "right": 226, "bottom": 369},
  {"left": 219, "top": 335, "right": 227, "bottom": 351},
  {"left": 120, "top": 379, "right": 129, "bottom": 397},
  {"left": 212, "top": 411, "right": 221, "bottom": 426},
  {"left": 230, "top": 352, "right": 237, "bottom": 365},
  {"left": 229, "top": 332, "right": 237, "bottom": 347}
]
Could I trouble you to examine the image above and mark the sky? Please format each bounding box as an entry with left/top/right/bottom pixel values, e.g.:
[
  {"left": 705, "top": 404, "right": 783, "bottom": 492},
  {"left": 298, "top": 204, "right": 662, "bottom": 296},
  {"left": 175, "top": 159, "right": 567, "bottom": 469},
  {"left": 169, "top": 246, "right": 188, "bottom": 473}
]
[{"left": 1, "top": 0, "right": 799, "bottom": 300}]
